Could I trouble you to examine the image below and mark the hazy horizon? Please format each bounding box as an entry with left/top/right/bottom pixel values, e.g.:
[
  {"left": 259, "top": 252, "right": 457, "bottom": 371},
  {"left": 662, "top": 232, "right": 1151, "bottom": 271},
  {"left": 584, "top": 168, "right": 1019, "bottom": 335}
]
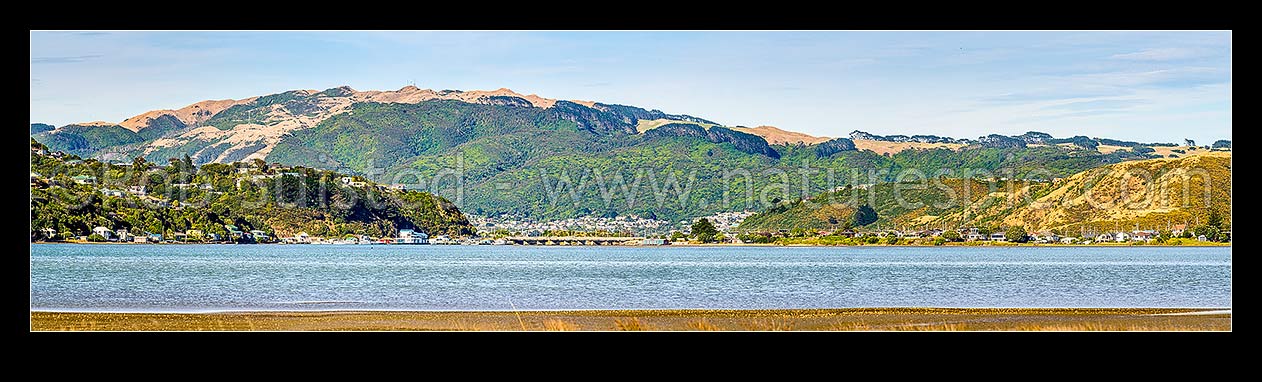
[{"left": 30, "top": 31, "right": 1231, "bottom": 144}]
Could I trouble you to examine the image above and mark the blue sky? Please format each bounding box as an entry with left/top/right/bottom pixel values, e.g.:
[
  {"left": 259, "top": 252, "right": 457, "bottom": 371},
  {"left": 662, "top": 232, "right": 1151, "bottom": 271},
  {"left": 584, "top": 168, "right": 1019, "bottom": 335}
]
[{"left": 30, "top": 31, "right": 1231, "bottom": 144}]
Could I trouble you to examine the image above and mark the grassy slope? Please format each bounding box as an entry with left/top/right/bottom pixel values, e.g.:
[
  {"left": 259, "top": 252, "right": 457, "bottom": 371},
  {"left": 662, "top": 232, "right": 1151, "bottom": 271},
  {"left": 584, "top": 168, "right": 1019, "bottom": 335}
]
[
  {"left": 1001, "top": 153, "right": 1231, "bottom": 232},
  {"left": 739, "top": 154, "right": 1231, "bottom": 232}
]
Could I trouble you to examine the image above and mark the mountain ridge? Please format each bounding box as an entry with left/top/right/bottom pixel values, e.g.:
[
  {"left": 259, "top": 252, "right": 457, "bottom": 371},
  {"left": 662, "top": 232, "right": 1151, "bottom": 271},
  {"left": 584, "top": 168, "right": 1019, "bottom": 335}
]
[{"left": 31, "top": 85, "right": 1227, "bottom": 222}]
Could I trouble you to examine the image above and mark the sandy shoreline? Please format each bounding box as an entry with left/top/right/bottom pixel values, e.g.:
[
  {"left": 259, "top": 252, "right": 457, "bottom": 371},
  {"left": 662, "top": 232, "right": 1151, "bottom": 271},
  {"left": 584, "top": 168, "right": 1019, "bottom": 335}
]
[
  {"left": 30, "top": 308, "right": 1231, "bottom": 331},
  {"left": 30, "top": 242, "right": 1231, "bottom": 247}
]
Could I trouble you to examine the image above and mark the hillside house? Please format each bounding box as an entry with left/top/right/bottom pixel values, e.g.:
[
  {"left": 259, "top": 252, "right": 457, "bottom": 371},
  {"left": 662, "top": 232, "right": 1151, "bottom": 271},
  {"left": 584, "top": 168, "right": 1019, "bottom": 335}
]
[
  {"left": 250, "top": 230, "right": 271, "bottom": 243},
  {"left": 92, "top": 226, "right": 113, "bottom": 240},
  {"left": 224, "top": 224, "right": 245, "bottom": 239}
]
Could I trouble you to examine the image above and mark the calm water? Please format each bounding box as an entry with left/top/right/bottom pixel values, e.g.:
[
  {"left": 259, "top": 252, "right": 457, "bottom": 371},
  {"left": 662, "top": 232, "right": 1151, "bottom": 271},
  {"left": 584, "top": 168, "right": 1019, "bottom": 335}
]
[{"left": 30, "top": 244, "right": 1231, "bottom": 312}]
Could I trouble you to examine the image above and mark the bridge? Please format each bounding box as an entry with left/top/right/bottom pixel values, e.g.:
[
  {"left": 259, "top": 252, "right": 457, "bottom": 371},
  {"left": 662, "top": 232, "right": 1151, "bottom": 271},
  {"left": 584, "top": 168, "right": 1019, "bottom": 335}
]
[{"left": 505, "top": 236, "right": 644, "bottom": 246}]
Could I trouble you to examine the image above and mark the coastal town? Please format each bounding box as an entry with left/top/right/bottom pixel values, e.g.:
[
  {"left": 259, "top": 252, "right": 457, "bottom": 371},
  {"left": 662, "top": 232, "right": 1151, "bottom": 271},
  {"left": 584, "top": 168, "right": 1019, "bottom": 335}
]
[{"left": 52, "top": 217, "right": 1229, "bottom": 247}]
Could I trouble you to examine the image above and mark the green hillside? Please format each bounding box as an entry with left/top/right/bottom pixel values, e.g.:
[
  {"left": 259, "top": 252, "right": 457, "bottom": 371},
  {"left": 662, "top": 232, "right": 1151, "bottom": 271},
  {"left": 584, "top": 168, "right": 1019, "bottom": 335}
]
[
  {"left": 30, "top": 139, "right": 472, "bottom": 241},
  {"left": 31, "top": 87, "right": 1166, "bottom": 221},
  {"left": 32, "top": 123, "right": 144, "bottom": 157}
]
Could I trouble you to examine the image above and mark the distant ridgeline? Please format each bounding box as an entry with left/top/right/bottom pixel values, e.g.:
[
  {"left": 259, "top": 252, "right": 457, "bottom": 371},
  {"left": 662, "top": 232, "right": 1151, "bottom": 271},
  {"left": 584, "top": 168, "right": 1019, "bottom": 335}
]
[
  {"left": 846, "top": 129, "right": 1185, "bottom": 149},
  {"left": 29, "top": 139, "right": 472, "bottom": 242},
  {"left": 29, "top": 86, "right": 1228, "bottom": 222}
]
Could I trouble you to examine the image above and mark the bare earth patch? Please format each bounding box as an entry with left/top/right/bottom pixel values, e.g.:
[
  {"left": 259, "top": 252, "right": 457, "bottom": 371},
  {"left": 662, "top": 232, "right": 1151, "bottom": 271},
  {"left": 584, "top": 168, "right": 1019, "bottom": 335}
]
[
  {"left": 853, "top": 140, "right": 966, "bottom": 156},
  {"left": 729, "top": 125, "right": 832, "bottom": 145}
]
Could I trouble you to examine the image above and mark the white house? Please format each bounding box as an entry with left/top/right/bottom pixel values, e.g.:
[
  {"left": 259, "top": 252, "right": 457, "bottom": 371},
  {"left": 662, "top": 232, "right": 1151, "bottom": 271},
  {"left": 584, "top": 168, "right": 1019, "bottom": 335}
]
[
  {"left": 92, "top": 227, "right": 113, "bottom": 240},
  {"left": 1096, "top": 233, "right": 1114, "bottom": 242},
  {"left": 395, "top": 229, "right": 429, "bottom": 244},
  {"left": 989, "top": 232, "right": 1007, "bottom": 242},
  {"left": 1114, "top": 232, "right": 1131, "bottom": 242}
]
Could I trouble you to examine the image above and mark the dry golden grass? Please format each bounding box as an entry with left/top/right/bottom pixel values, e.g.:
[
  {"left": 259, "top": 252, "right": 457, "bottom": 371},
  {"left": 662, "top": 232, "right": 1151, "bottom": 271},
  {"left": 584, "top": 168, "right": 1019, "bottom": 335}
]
[
  {"left": 686, "top": 319, "right": 722, "bottom": 331},
  {"left": 1096, "top": 144, "right": 1129, "bottom": 154},
  {"left": 853, "top": 140, "right": 965, "bottom": 155},
  {"left": 743, "top": 319, "right": 795, "bottom": 331},
  {"left": 729, "top": 125, "right": 831, "bottom": 145},
  {"left": 30, "top": 308, "right": 1230, "bottom": 331},
  {"left": 614, "top": 317, "right": 651, "bottom": 331},
  {"left": 542, "top": 319, "right": 578, "bottom": 331}
]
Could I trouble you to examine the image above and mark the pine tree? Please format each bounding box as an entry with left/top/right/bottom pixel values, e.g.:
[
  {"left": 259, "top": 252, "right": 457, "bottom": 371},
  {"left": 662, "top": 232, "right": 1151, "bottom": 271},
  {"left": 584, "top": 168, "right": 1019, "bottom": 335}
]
[{"left": 691, "top": 218, "right": 718, "bottom": 243}]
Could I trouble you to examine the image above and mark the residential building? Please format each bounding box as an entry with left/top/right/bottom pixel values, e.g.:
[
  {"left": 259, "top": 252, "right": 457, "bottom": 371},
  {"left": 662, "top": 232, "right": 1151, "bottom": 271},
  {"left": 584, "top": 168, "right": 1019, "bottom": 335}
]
[
  {"left": 642, "top": 238, "right": 668, "bottom": 246},
  {"left": 395, "top": 229, "right": 429, "bottom": 244},
  {"left": 72, "top": 175, "right": 96, "bottom": 184},
  {"left": 1114, "top": 232, "right": 1131, "bottom": 242},
  {"left": 250, "top": 230, "right": 271, "bottom": 243},
  {"left": 224, "top": 224, "right": 245, "bottom": 239},
  {"left": 1171, "top": 224, "right": 1188, "bottom": 237},
  {"left": 92, "top": 226, "right": 113, "bottom": 240}
]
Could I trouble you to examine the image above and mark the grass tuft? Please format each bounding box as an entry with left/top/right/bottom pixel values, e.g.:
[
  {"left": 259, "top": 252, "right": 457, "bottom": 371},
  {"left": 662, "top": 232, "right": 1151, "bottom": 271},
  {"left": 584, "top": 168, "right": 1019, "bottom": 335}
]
[
  {"left": 686, "top": 319, "right": 722, "bottom": 331},
  {"left": 542, "top": 319, "right": 578, "bottom": 331},
  {"left": 614, "top": 317, "right": 651, "bottom": 331}
]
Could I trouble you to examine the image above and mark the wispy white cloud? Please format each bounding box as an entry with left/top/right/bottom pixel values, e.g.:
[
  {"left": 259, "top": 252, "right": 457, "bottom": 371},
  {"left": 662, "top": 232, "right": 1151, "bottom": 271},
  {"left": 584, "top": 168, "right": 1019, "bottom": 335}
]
[
  {"left": 1070, "top": 67, "right": 1227, "bottom": 88},
  {"left": 30, "top": 54, "right": 102, "bottom": 64},
  {"left": 1043, "top": 99, "right": 1150, "bottom": 111},
  {"left": 982, "top": 88, "right": 1130, "bottom": 103},
  {"left": 1110, "top": 48, "right": 1199, "bottom": 61}
]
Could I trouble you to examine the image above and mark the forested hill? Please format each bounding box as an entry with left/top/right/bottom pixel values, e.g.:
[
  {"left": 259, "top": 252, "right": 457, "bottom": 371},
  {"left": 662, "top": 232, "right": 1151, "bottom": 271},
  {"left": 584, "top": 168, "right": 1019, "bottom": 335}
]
[
  {"left": 30, "top": 139, "right": 472, "bottom": 241},
  {"left": 30, "top": 85, "right": 1221, "bottom": 222}
]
